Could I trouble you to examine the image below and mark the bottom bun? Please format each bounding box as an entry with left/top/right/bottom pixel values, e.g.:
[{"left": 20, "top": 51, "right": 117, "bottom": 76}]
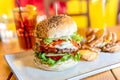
[{"left": 34, "top": 57, "right": 78, "bottom": 71}]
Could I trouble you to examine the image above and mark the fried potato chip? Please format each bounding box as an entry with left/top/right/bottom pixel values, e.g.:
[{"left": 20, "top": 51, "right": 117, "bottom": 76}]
[
  {"left": 105, "top": 32, "right": 112, "bottom": 43},
  {"left": 87, "top": 34, "right": 96, "bottom": 43},
  {"left": 86, "top": 28, "right": 94, "bottom": 37},
  {"left": 96, "top": 28, "right": 107, "bottom": 39},
  {"left": 102, "top": 42, "right": 120, "bottom": 53},
  {"left": 81, "top": 44, "right": 101, "bottom": 53},
  {"left": 111, "top": 32, "right": 117, "bottom": 43}
]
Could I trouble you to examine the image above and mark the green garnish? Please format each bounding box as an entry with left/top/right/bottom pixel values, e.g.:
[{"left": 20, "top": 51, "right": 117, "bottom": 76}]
[
  {"left": 59, "top": 36, "right": 70, "bottom": 41},
  {"left": 73, "top": 52, "right": 81, "bottom": 61},
  {"left": 34, "top": 52, "right": 81, "bottom": 66},
  {"left": 43, "top": 38, "right": 53, "bottom": 44},
  {"left": 71, "top": 33, "right": 83, "bottom": 43},
  {"left": 42, "top": 32, "right": 83, "bottom": 44},
  {"left": 47, "top": 58, "right": 56, "bottom": 66},
  {"left": 41, "top": 53, "right": 47, "bottom": 61},
  {"left": 59, "top": 53, "right": 71, "bottom": 62}
]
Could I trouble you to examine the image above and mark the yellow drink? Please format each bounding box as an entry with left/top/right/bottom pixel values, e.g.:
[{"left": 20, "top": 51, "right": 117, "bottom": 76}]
[
  {"left": 106, "top": 0, "right": 119, "bottom": 26},
  {"left": 89, "top": 0, "right": 119, "bottom": 28},
  {"left": 72, "top": 16, "right": 88, "bottom": 28},
  {"left": 66, "top": 0, "right": 88, "bottom": 28},
  {"left": 67, "top": 0, "right": 86, "bottom": 14}
]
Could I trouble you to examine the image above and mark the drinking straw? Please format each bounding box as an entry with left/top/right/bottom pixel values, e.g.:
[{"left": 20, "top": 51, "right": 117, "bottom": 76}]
[{"left": 55, "top": 2, "right": 58, "bottom": 16}]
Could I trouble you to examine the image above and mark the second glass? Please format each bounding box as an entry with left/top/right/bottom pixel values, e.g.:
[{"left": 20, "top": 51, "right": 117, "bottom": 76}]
[{"left": 13, "top": 6, "right": 37, "bottom": 49}]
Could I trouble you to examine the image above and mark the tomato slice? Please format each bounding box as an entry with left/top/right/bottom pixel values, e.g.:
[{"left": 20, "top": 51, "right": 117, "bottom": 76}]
[{"left": 49, "top": 56, "right": 63, "bottom": 61}]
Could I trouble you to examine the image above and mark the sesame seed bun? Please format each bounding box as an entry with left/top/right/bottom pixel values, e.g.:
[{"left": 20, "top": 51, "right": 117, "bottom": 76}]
[{"left": 34, "top": 14, "right": 77, "bottom": 38}]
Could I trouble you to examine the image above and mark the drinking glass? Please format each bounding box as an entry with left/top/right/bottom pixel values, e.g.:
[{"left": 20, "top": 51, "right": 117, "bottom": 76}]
[{"left": 13, "top": 6, "right": 37, "bottom": 49}]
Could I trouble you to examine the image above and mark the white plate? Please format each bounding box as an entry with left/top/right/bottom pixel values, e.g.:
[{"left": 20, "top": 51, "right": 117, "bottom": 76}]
[{"left": 4, "top": 50, "right": 120, "bottom": 80}]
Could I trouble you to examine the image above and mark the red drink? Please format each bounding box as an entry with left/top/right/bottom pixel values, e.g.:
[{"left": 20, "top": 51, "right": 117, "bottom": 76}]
[{"left": 13, "top": 6, "right": 37, "bottom": 49}]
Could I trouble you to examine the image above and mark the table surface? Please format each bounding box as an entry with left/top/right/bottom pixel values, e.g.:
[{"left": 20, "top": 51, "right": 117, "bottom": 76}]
[{"left": 1, "top": 26, "right": 120, "bottom": 80}]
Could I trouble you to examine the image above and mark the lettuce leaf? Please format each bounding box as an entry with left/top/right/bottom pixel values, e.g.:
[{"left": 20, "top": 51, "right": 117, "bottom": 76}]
[
  {"left": 41, "top": 53, "right": 47, "bottom": 61},
  {"left": 42, "top": 32, "right": 83, "bottom": 44},
  {"left": 43, "top": 38, "right": 53, "bottom": 44},
  {"left": 71, "top": 33, "right": 83, "bottom": 43},
  {"left": 34, "top": 52, "right": 81, "bottom": 66},
  {"left": 47, "top": 58, "right": 56, "bottom": 66},
  {"left": 43, "top": 37, "right": 69, "bottom": 44},
  {"left": 73, "top": 52, "right": 81, "bottom": 61},
  {"left": 59, "top": 53, "right": 71, "bottom": 62}
]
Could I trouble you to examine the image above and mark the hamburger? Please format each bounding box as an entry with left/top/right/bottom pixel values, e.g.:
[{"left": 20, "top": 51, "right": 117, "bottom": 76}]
[{"left": 33, "top": 14, "right": 83, "bottom": 71}]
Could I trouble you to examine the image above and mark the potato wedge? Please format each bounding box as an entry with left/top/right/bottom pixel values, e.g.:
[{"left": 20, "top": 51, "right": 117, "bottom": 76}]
[{"left": 80, "top": 49, "right": 98, "bottom": 61}]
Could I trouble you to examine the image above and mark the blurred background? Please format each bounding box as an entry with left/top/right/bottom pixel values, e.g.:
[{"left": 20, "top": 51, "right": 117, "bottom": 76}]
[{"left": 0, "top": 0, "right": 120, "bottom": 43}]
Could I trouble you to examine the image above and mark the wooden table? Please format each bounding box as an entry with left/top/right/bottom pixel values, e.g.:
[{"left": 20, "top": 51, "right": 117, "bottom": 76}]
[{"left": 1, "top": 26, "right": 120, "bottom": 80}]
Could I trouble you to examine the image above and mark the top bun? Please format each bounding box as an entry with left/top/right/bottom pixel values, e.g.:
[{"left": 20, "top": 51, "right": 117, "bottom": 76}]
[{"left": 35, "top": 14, "right": 77, "bottom": 38}]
